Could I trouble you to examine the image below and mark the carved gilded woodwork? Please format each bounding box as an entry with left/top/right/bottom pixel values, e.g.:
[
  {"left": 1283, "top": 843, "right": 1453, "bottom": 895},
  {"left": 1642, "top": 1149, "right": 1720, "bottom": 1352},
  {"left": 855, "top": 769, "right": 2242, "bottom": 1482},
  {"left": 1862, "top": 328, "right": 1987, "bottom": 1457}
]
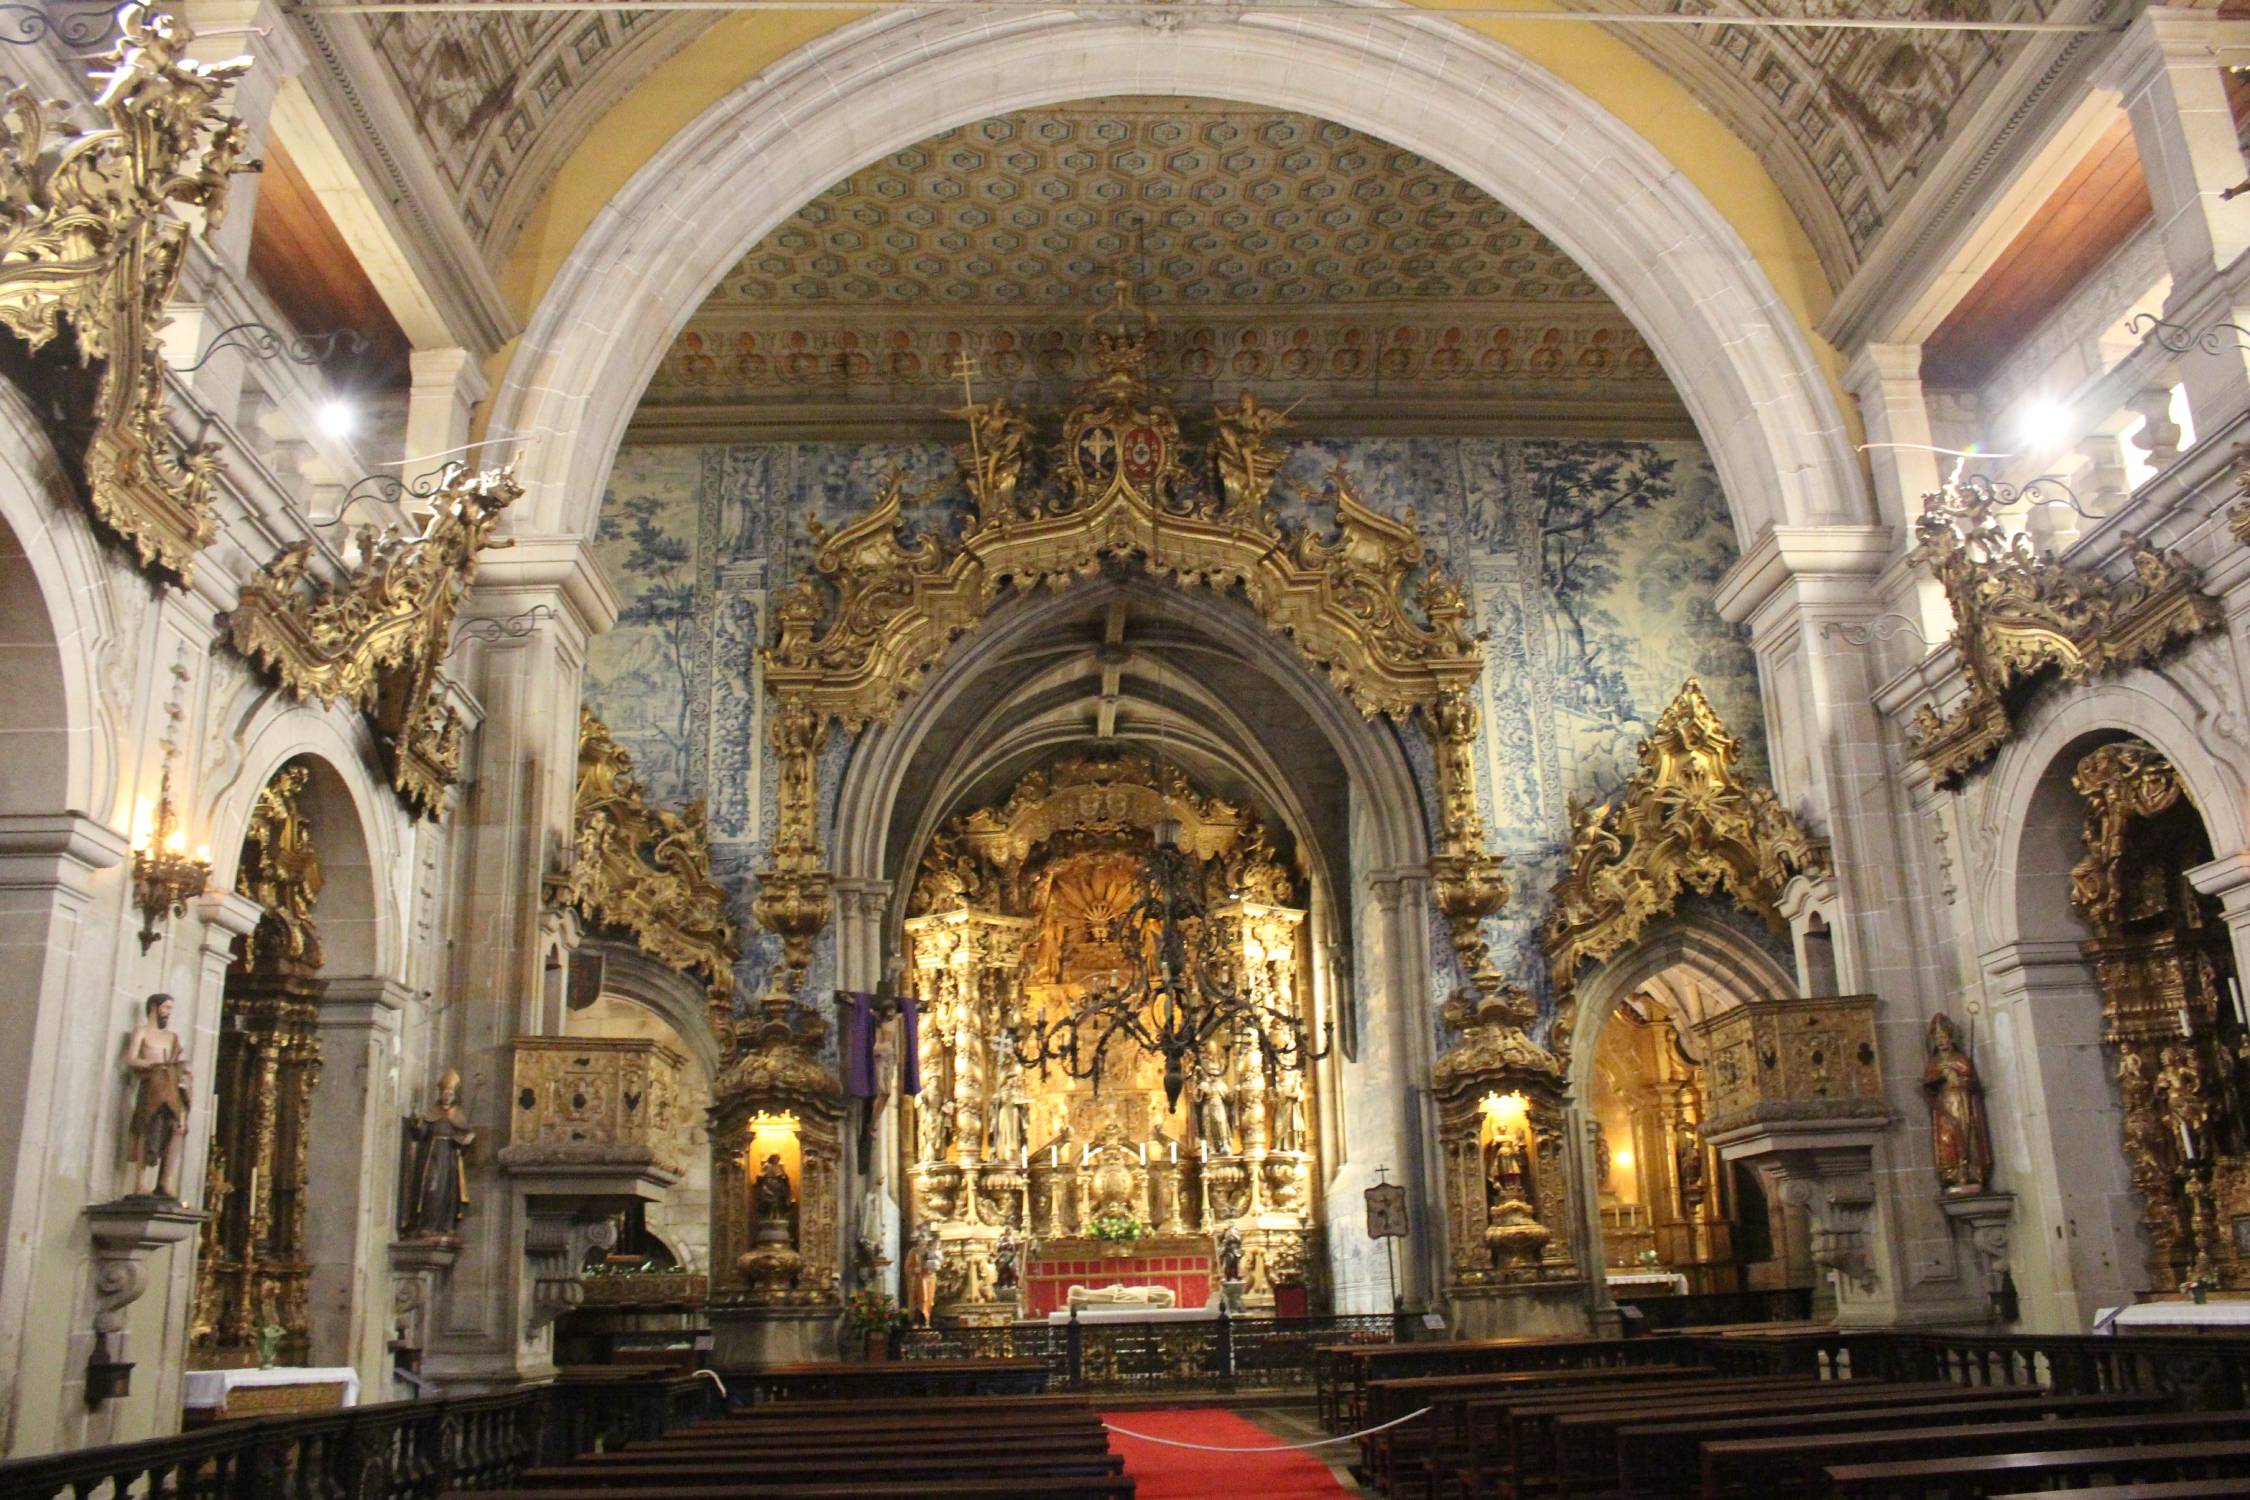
[
  {"left": 193, "top": 765, "right": 325, "bottom": 1370},
  {"left": 1432, "top": 988, "right": 1581, "bottom": 1293},
  {"left": 501, "top": 1037, "right": 689, "bottom": 1180},
  {"left": 221, "top": 464, "right": 518, "bottom": 818},
  {"left": 549, "top": 708, "right": 740, "bottom": 1022},
  {"left": 0, "top": 5, "right": 249, "bottom": 580},
  {"left": 1543, "top": 679, "right": 1828, "bottom": 1053},
  {"left": 2071, "top": 741, "right": 2250, "bottom": 1292},
  {"left": 710, "top": 998, "right": 845, "bottom": 1307},
  {"left": 1696, "top": 994, "right": 1885, "bottom": 1139},
  {"left": 901, "top": 752, "right": 1319, "bottom": 1318},
  {"left": 1908, "top": 477, "right": 2222, "bottom": 787},
  {"left": 757, "top": 315, "right": 1521, "bottom": 1071}
]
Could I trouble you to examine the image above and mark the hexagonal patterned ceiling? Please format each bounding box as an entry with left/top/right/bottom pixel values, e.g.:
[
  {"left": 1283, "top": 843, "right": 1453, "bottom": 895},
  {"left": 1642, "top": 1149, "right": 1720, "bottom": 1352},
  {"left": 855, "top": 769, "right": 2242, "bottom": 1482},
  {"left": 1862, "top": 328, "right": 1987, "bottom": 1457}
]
[{"left": 633, "top": 98, "right": 1688, "bottom": 441}]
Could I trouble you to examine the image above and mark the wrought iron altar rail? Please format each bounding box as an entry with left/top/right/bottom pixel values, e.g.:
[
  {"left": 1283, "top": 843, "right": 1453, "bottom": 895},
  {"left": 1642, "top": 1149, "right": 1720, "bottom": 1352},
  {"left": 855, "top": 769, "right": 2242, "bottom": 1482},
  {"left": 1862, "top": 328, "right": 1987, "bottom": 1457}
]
[
  {"left": 0, "top": 1370, "right": 718, "bottom": 1500},
  {"left": 899, "top": 1312, "right": 1394, "bottom": 1394}
]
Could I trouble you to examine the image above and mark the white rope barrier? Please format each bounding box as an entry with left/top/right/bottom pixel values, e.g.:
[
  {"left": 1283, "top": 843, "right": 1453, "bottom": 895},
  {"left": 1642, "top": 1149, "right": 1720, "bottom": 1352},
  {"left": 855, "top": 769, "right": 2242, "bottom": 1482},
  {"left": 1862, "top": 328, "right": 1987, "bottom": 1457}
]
[{"left": 1100, "top": 1404, "right": 1432, "bottom": 1452}]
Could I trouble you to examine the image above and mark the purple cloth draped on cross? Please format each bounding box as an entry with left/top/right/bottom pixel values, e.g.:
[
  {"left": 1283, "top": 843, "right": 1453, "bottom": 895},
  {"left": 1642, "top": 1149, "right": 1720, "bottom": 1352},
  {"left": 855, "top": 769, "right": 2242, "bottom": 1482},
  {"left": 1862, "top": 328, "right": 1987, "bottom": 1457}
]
[{"left": 838, "top": 990, "right": 919, "bottom": 1097}]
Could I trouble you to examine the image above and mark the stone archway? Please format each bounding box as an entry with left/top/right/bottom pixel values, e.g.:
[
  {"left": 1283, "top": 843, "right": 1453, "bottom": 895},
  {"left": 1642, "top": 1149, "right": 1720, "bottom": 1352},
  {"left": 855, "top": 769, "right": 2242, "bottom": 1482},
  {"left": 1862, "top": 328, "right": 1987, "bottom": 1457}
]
[{"left": 487, "top": 9, "right": 1868, "bottom": 555}]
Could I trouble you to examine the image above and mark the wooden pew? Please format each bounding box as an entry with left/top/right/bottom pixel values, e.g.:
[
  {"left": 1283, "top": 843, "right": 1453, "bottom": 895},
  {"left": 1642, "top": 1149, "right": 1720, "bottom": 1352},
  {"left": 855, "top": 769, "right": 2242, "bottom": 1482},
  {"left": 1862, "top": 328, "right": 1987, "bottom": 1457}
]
[
  {"left": 645, "top": 1411, "right": 1101, "bottom": 1445},
  {"left": 503, "top": 1450, "right": 1128, "bottom": 1490},
  {"left": 438, "top": 1481, "right": 1134, "bottom": 1500},
  {"left": 1701, "top": 1409, "right": 2245, "bottom": 1500},
  {"left": 1358, "top": 1365, "right": 1702, "bottom": 1495},
  {"left": 1439, "top": 1374, "right": 1850, "bottom": 1500},
  {"left": 1331, "top": 1337, "right": 1700, "bottom": 1431},
  {"left": 1988, "top": 1483, "right": 2250, "bottom": 1500},
  {"left": 577, "top": 1433, "right": 1115, "bottom": 1467},
  {"left": 1607, "top": 1389, "right": 2170, "bottom": 1500},
  {"left": 1822, "top": 1440, "right": 2250, "bottom": 1500}
]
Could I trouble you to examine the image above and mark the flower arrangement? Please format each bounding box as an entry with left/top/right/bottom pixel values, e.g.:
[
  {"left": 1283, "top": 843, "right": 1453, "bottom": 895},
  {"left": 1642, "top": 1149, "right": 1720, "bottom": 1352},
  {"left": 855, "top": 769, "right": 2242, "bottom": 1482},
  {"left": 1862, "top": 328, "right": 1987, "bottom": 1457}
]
[
  {"left": 844, "top": 1288, "right": 911, "bottom": 1337},
  {"left": 1087, "top": 1211, "right": 1149, "bottom": 1246}
]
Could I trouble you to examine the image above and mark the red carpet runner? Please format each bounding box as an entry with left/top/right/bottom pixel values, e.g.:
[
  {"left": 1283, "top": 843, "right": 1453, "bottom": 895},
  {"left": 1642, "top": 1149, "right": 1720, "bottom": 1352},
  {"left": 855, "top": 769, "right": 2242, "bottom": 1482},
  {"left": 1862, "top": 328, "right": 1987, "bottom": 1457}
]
[{"left": 1097, "top": 1408, "right": 1356, "bottom": 1499}]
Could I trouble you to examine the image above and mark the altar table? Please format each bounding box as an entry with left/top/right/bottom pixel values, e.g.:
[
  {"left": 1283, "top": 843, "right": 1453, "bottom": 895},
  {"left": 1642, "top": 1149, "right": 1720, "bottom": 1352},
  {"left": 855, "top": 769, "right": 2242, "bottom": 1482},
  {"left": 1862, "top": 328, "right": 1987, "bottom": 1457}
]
[
  {"left": 2095, "top": 1300, "right": 2250, "bottom": 1334},
  {"left": 1606, "top": 1271, "right": 1690, "bottom": 1296},
  {"left": 183, "top": 1366, "right": 359, "bottom": 1421},
  {"left": 1046, "top": 1304, "right": 1221, "bottom": 1325}
]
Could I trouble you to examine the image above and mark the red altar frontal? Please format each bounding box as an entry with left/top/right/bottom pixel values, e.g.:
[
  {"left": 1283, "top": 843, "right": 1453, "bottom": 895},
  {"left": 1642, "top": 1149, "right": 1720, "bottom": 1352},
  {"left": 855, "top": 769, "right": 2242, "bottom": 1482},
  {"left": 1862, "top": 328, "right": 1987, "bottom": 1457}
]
[{"left": 1026, "top": 1236, "right": 1213, "bottom": 1316}]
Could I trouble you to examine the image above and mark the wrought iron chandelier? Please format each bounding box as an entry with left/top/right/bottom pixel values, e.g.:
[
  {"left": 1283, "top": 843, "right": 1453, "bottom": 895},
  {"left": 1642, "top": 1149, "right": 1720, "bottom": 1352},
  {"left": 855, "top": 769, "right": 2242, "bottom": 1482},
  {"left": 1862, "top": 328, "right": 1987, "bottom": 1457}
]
[{"left": 1014, "top": 819, "right": 1330, "bottom": 1111}]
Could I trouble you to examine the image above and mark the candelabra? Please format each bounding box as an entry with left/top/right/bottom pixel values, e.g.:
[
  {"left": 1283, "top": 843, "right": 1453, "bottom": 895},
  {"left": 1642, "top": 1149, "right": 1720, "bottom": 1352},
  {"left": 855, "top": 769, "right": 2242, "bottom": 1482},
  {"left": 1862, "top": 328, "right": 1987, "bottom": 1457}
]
[{"left": 131, "top": 768, "right": 211, "bottom": 952}]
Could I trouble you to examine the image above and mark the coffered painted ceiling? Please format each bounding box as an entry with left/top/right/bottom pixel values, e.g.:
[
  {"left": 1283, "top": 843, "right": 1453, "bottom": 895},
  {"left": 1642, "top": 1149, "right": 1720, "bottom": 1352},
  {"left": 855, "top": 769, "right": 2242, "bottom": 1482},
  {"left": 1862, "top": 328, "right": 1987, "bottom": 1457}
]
[
  {"left": 634, "top": 98, "right": 1682, "bottom": 438},
  {"left": 349, "top": 0, "right": 2063, "bottom": 290}
]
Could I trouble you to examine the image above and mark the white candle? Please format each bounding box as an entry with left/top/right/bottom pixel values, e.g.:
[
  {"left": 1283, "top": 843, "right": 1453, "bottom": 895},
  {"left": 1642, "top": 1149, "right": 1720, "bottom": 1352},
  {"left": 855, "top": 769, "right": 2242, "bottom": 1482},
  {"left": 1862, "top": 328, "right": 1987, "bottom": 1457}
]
[
  {"left": 2178, "top": 1004, "right": 2193, "bottom": 1037},
  {"left": 2230, "top": 977, "right": 2247, "bottom": 1028},
  {"left": 1169, "top": 1142, "right": 1177, "bottom": 1163},
  {"left": 2179, "top": 1119, "right": 2196, "bottom": 1159},
  {"left": 1139, "top": 1143, "right": 1148, "bottom": 1163},
  {"left": 1081, "top": 1143, "right": 1091, "bottom": 1165},
  {"left": 1049, "top": 1145, "right": 1057, "bottom": 1168}
]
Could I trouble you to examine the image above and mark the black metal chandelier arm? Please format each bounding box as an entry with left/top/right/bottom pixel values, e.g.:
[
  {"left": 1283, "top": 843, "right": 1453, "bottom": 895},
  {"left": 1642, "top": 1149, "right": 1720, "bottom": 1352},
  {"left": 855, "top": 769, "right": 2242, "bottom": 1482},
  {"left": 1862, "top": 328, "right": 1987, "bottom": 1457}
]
[{"left": 0, "top": 4, "right": 117, "bottom": 45}]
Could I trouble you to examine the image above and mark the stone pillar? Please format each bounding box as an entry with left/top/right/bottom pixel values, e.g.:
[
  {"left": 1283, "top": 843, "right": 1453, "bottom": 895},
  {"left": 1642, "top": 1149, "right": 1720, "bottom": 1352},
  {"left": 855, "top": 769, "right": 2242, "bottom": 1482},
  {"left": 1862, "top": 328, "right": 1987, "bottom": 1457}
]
[
  {"left": 1841, "top": 344, "right": 1952, "bottom": 648},
  {"left": 305, "top": 976, "right": 408, "bottom": 1395},
  {"left": 0, "top": 815, "right": 129, "bottom": 1454},
  {"left": 1347, "top": 866, "right": 1438, "bottom": 1313},
  {"left": 1716, "top": 529, "right": 1959, "bottom": 1324},
  {"left": 1978, "top": 940, "right": 2143, "bottom": 1330},
  {"left": 404, "top": 349, "right": 491, "bottom": 471},
  {"left": 171, "top": 0, "right": 308, "bottom": 419},
  {"left": 421, "top": 540, "right": 618, "bottom": 1389},
  {"left": 2115, "top": 8, "right": 2250, "bottom": 440}
]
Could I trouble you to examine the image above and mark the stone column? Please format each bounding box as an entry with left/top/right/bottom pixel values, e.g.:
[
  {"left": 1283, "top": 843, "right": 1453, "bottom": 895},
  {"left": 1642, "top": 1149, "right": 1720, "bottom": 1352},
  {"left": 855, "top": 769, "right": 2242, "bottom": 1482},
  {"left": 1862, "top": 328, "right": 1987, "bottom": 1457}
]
[
  {"left": 1716, "top": 529, "right": 1952, "bottom": 1325},
  {"left": 1842, "top": 344, "right": 1952, "bottom": 644},
  {"left": 0, "top": 814, "right": 129, "bottom": 1454},
  {"left": 1977, "top": 939, "right": 2143, "bottom": 1329},
  {"left": 2114, "top": 8, "right": 2250, "bottom": 440},
  {"left": 305, "top": 976, "right": 409, "bottom": 1396},
  {"left": 404, "top": 349, "right": 491, "bottom": 471},
  {"left": 1351, "top": 866, "right": 1438, "bottom": 1313},
  {"left": 171, "top": 0, "right": 308, "bottom": 419},
  {"left": 421, "top": 540, "right": 618, "bottom": 1389}
]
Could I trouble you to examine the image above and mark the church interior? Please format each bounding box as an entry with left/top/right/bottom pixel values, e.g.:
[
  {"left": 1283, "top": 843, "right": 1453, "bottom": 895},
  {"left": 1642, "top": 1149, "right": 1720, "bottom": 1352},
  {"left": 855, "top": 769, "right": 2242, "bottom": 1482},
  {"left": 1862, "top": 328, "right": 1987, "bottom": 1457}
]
[{"left": 9, "top": 0, "right": 2250, "bottom": 1493}]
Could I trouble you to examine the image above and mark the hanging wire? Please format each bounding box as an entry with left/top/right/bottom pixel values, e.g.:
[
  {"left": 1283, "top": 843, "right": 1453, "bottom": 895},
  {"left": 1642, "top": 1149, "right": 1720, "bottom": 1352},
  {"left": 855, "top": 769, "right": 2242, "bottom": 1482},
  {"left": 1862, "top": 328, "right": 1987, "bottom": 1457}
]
[{"left": 171, "top": 322, "right": 373, "bottom": 374}]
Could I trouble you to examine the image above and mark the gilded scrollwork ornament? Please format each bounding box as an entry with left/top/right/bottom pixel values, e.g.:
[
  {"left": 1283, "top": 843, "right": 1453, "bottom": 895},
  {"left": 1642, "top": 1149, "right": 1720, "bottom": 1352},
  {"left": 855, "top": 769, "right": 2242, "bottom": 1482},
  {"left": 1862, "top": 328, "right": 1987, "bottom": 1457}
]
[
  {"left": 547, "top": 708, "right": 740, "bottom": 1017},
  {"left": 0, "top": 4, "right": 251, "bottom": 580},
  {"left": 1909, "top": 477, "right": 2221, "bottom": 786},
  {"left": 221, "top": 464, "right": 518, "bottom": 818},
  {"left": 1544, "top": 678, "right": 1827, "bottom": 1058},
  {"left": 755, "top": 302, "right": 1506, "bottom": 1021}
]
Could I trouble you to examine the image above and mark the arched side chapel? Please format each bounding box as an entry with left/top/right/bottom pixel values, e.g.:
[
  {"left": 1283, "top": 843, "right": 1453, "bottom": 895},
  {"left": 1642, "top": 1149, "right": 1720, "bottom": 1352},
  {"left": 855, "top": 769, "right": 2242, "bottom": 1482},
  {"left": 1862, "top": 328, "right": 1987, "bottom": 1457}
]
[{"left": 7, "top": 0, "right": 2250, "bottom": 1465}]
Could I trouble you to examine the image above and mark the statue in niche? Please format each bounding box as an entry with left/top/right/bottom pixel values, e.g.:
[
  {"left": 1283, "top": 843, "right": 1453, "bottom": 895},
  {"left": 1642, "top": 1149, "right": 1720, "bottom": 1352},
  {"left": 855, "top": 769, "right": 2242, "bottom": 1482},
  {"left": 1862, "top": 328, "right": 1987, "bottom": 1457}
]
[
  {"left": 1921, "top": 1012, "right": 1993, "bottom": 1195},
  {"left": 1484, "top": 1130, "right": 1530, "bottom": 1213},
  {"left": 123, "top": 993, "right": 192, "bottom": 1201},
  {"left": 1196, "top": 1053, "right": 1235, "bottom": 1156},
  {"left": 403, "top": 1069, "right": 476, "bottom": 1241},
  {"left": 993, "top": 1226, "right": 1021, "bottom": 1297},
  {"left": 1216, "top": 1223, "right": 1245, "bottom": 1283},
  {"left": 905, "top": 1226, "right": 943, "bottom": 1325},
  {"left": 2155, "top": 1043, "right": 2210, "bottom": 1162},
  {"left": 753, "top": 1154, "right": 796, "bottom": 1246},
  {"left": 1270, "top": 1067, "right": 1305, "bottom": 1154},
  {"left": 918, "top": 1094, "right": 952, "bottom": 1163},
  {"left": 992, "top": 1049, "right": 1031, "bottom": 1161},
  {"left": 1674, "top": 1121, "right": 1705, "bottom": 1200}
]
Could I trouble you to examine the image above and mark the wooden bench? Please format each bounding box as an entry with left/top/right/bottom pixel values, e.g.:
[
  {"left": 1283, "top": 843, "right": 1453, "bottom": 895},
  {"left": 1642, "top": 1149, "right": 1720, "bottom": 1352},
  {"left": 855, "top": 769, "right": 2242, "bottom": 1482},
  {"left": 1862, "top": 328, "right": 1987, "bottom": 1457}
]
[
  {"left": 1358, "top": 1364, "right": 1703, "bottom": 1495},
  {"left": 1988, "top": 1483, "right": 2250, "bottom": 1500},
  {"left": 1701, "top": 1409, "right": 2243, "bottom": 1500},
  {"left": 1330, "top": 1337, "right": 1697, "bottom": 1431},
  {"left": 584, "top": 1434, "right": 1114, "bottom": 1466},
  {"left": 729, "top": 1358, "right": 1053, "bottom": 1403},
  {"left": 504, "top": 1451, "right": 1128, "bottom": 1490},
  {"left": 1606, "top": 1389, "right": 2169, "bottom": 1500},
  {"left": 438, "top": 1482, "right": 1135, "bottom": 1500},
  {"left": 1822, "top": 1440, "right": 2250, "bottom": 1500}
]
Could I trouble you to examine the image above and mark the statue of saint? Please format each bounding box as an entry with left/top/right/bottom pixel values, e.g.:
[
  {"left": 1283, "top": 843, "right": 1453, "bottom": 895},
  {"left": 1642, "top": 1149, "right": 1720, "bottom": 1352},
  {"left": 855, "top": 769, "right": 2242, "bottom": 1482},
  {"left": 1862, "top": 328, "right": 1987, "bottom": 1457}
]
[
  {"left": 906, "top": 1227, "right": 943, "bottom": 1325},
  {"left": 1922, "top": 1013, "right": 1993, "bottom": 1195},
  {"left": 992, "top": 1053, "right": 1032, "bottom": 1161},
  {"left": 1216, "top": 1223, "right": 1245, "bottom": 1283},
  {"left": 754, "top": 1154, "right": 796, "bottom": 1246},
  {"left": 1270, "top": 1068, "right": 1305, "bottom": 1154},
  {"left": 993, "top": 1226, "right": 1021, "bottom": 1296},
  {"left": 918, "top": 1094, "right": 952, "bottom": 1163},
  {"left": 1484, "top": 1131, "right": 1529, "bottom": 1211},
  {"left": 1674, "top": 1122, "right": 1705, "bottom": 1199},
  {"left": 403, "top": 1069, "right": 476, "bottom": 1241},
  {"left": 1196, "top": 1054, "right": 1235, "bottom": 1156},
  {"left": 124, "top": 994, "right": 191, "bottom": 1200},
  {"left": 2155, "top": 1043, "right": 2210, "bottom": 1162}
]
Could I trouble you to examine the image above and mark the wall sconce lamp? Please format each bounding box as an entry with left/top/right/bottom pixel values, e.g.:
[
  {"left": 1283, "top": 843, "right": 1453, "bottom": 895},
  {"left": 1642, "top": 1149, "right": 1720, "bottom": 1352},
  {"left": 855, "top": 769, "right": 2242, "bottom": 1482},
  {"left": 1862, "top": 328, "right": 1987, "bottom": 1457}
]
[{"left": 131, "top": 768, "right": 211, "bottom": 952}]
